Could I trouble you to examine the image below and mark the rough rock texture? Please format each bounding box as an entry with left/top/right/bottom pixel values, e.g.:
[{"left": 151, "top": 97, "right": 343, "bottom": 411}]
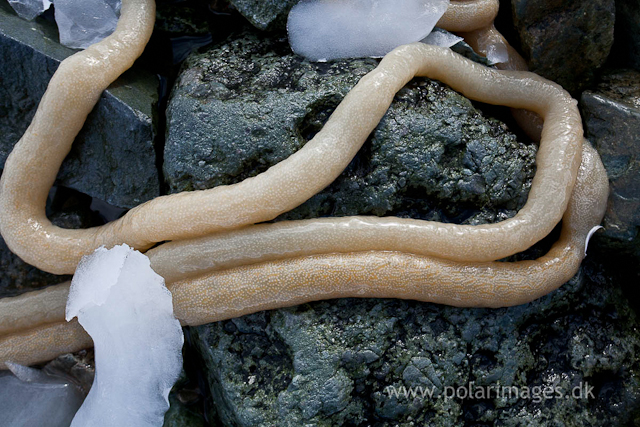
[
  {"left": 166, "top": 29, "right": 640, "bottom": 424},
  {"left": 165, "top": 32, "right": 536, "bottom": 225},
  {"left": 227, "top": 0, "right": 298, "bottom": 31},
  {"left": 510, "top": 0, "right": 615, "bottom": 93},
  {"left": 0, "top": 1, "right": 160, "bottom": 209},
  {"left": 193, "top": 261, "right": 640, "bottom": 426},
  {"left": 613, "top": 0, "right": 640, "bottom": 70},
  {"left": 580, "top": 69, "right": 640, "bottom": 256}
]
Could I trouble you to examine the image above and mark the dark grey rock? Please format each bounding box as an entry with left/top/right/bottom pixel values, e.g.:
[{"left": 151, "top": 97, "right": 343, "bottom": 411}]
[
  {"left": 165, "top": 31, "right": 536, "bottom": 225},
  {"left": 0, "top": 1, "right": 160, "bottom": 209},
  {"left": 193, "top": 261, "right": 640, "bottom": 425},
  {"left": 580, "top": 69, "right": 640, "bottom": 254},
  {"left": 227, "top": 0, "right": 298, "bottom": 31},
  {"left": 510, "top": 0, "right": 615, "bottom": 93},
  {"left": 165, "top": 29, "right": 640, "bottom": 425}
]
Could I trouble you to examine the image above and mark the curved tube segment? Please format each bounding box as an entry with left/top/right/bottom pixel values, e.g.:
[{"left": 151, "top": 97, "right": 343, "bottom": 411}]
[
  {"left": 0, "top": 142, "right": 608, "bottom": 369},
  {"left": 0, "top": 0, "right": 609, "bottom": 371},
  {"left": 0, "top": 40, "right": 582, "bottom": 275}
]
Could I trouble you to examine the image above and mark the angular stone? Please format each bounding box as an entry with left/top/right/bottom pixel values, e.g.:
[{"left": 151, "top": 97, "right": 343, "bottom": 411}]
[
  {"left": 580, "top": 69, "right": 640, "bottom": 254},
  {"left": 0, "top": 1, "right": 160, "bottom": 209},
  {"left": 165, "top": 31, "right": 536, "bottom": 226},
  {"left": 510, "top": 0, "right": 615, "bottom": 93},
  {"left": 193, "top": 261, "right": 640, "bottom": 425},
  {"left": 227, "top": 0, "right": 298, "bottom": 31}
]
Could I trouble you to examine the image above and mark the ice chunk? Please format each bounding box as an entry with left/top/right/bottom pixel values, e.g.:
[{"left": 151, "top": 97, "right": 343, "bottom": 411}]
[
  {"left": 485, "top": 39, "right": 509, "bottom": 65},
  {"left": 0, "top": 363, "right": 84, "bottom": 426},
  {"left": 287, "top": 0, "right": 450, "bottom": 61},
  {"left": 422, "top": 27, "right": 463, "bottom": 48},
  {"left": 54, "top": 0, "right": 121, "bottom": 49},
  {"left": 7, "top": 0, "right": 51, "bottom": 20},
  {"left": 66, "top": 244, "right": 184, "bottom": 427}
]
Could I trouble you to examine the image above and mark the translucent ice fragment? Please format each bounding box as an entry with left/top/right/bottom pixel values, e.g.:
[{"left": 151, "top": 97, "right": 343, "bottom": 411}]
[
  {"left": 54, "top": 0, "right": 121, "bottom": 49},
  {"left": 288, "top": 0, "right": 450, "bottom": 61},
  {"left": 66, "top": 244, "right": 184, "bottom": 427},
  {"left": 7, "top": 0, "right": 51, "bottom": 20},
  {"left": 422, "top": 27, "right": 463, "bottom": 48},
  {"left": 0, "top": 363, "right": 84, "bottom": 427},
  {"left": 485, "top": 39, "right": 509, "bottom": 65}
]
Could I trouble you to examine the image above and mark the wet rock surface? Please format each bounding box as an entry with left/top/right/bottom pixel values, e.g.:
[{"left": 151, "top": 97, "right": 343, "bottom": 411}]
[
  {"left": 166, "top": 29, "right": 640, "bottom": 425},
  {"left": 165, "top": 31, "right": 536, "bottom": 225},
  {"left": 580, "top": 69, "right": 640, "bottom": 256},
  {"left": 193, "top": 261, "right": 640, "bottom": 426},
  {"left": 0, "top": 1, "right": 160, "bottom": 209},
  {"left": 510, "top": 0, "right": 615, "bottom": 93},
  {"left": 227, "top": 0, "right": 298, "bottom": 31},
  {"left": 2, "top": 1, "right": 640, "bottom": 425}
]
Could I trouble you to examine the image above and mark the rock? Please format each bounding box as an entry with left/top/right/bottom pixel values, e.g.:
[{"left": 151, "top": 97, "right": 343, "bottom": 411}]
[
  {"left": 155, "top": 0, "right": 213, "bottom": 36},
  {"left": 580, "top": 69, "right": 640, "bottom": 256},
  {"left": 227, "top": 0, "right": 298, "bottom": 31},
  {"left": 163, "top": 29, "right": 640, "bottom": 424},
  {"left": 192, "top": 260, "right": 640, "bottom": 425},
  {"left": 165, "top": 31, "right": 536, "bottom": 225},
  {"left": 0, "top": 1, "right": 160, "bottom": 209},
  {"left": 510, "top": 0, "right": 615, "bottom": 93},
  {"left": 612, "top": 0, "right": 640, "bottom": 70}
]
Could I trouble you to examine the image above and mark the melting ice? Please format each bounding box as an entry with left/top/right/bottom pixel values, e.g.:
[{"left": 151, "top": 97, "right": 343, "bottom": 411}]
[
  {"left": 287, "top": 0, "right": 450, "bottom": 61},
  {"left": 66, "top": 244, "right": 184, "bottom": 427}
]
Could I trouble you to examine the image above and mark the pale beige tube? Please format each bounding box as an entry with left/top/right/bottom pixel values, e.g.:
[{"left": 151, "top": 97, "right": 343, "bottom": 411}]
[
  {"left": 439, "top": 0, "right": 499, "bottom": 32},
  {"left": 0, "top": 142, "right": 608, "bottom": 369},
  {"left": 148, "top": 41, "right": 583, "bottom": 282},
  {"left": 0, "top": 0, "right": 156, "bottom": 274},
  {"left": 0, "top": 31, "right": 581, "bottom": 275},
  {"left": 0, "top": 282, "right": 70, "bottom": 335},
  {"left": 0, "top": 42, "right": 585, "bottom": 335},
  {"left": 458, "top": 24, "right": 544, "bottom": 141}
]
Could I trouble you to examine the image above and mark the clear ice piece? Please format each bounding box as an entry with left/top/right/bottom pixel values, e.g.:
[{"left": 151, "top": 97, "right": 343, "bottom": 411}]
[
  {"left": 287, "top": 0, "right": 450, "bottom": 61},
  {"left": 54, "top": 0, "right": 121, "bottom": 49},
  {"left": 66, "top": 244, "right": 184, "bottom": 427}
]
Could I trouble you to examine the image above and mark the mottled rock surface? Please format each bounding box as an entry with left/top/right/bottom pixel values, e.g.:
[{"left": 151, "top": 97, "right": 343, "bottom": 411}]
[
  {"left": 165, "top": 32, "right": 536, "bottom": 225},
  {"left": 510, "top": 0, "right": 615, "bottom": 93},
  {"left": 167, "top": 29, "right": 640, "bottom": 425},
  {"left": 580, "top": 69, "right": 640, "bottom": 255},
  {"left": 227, "top": 0, "right": 298, "bottom": 31},
  {"left": 193, "top": 261, "right": 640, "bottom": 426},
  {"left": 0, "top": 1, "right": 160, "bottom": 209}
]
